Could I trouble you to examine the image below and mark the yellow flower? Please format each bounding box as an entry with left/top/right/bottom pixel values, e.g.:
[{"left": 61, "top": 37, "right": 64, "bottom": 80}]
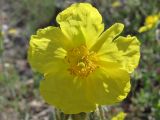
[
  {"left": 8, "top": 28, "right": 18, "bottom": 36},
  {"left": 138, "top": 14, "right": 159, "bottom": 33},
  {"left": 28, "top": 3, "right": 140, "bottom": 114},
  {"left": 111, "top": 112, "right": 126, "bottom": 120},
  {"left": 111, "top": 1, "right": 122, "bottom": 8}
]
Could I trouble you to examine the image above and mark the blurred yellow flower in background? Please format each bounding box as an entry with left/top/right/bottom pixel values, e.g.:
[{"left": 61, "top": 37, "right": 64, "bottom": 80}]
[
  {"left": 138, "top": 14, "right": 159, "bottom": 33},
  {"left": 111, "top": 112, "right": 126, "bottom": 120},
  {"left": 111, "top": 1, "right": 122, "bottom": 8},
  {"left": 28, "top": 3, "right": 140, "bottom": 114},
  {"left": 8, "top": 28, "right": 17, "bottom": 35}
]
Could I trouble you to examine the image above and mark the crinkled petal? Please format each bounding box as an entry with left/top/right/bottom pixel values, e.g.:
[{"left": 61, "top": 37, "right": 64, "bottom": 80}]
[
  {"left": 40, "top": 64, "right": 96, "bottom": 114},
  {"left": 86, "top": 62, "right": 130, "bottom": 105},
  {"left": 28, "top": 26, "right": 70, "bottom": 73},
  {"left": 97, "top": 34, "right": 140, "bottom": 73},
  {"left": 114, "top": 36, "right": 140, "bottom": 73},
  {"left": 91, "top": 23, "right": 124, "bottom": 52},
  {"left": 56, "top": 3, "right": 104, "bottom": 48}
]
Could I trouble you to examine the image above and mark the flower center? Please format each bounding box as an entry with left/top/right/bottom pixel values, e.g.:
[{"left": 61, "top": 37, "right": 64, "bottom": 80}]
[{"left": 65, "top": 45, "right": 98, "bottom": 78}]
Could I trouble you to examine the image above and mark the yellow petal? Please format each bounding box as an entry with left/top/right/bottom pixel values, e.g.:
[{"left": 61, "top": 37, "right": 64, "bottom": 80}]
[
  {"left": 38, "top": 52, "right": 97, "bottom": 114},
  {"left": 87, "top": 63, "right": 130, "bottom": 105},
  {"left": 28, "top": 26, "right": 70, "bottom": 73},
  {"left": 138, "top": 24, "right": 153, "bottom": 33},
  {"left": 145, "top": 15, "right": 159, "bottom": 25},
  {"left": 40, "top": 66, "right": 96, "bottom": 114},
  {"left": 56, "top": 3, "right": 104, "bottom": 48},
  {"left": 114, "top": 36, "right": 140, "bottom": 73},
  {"left": 91, "top": 23, "right": 124, "bottom": 52},
  {"left": 97, "top": 35, "right": 140, "bottom": 73}
]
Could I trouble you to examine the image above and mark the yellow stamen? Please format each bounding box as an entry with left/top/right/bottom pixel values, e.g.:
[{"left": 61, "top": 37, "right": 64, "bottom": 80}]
[{"left": 65, "top": 45, "right": 98, "bottom": 78}]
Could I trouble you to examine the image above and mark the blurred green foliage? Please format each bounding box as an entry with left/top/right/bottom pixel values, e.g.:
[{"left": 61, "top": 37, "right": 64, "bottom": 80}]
[
  {"left": 100, "top": 0, "right": 160, "bottom": 34},
  {"left": 6, "top": 0, "right": 55, "bottom": 34}
]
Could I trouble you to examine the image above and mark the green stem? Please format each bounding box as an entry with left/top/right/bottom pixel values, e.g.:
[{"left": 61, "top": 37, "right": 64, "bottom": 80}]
[
  {"left": 71, "top": 112, "right": 88, "bottom": 120},
  {"left": 54, "top": 107, "right": 107, "bottom": 120},
  {"left": 55, "top": 108, "right": 61, "bottom": 120},
  {"left": 98, "top": 106, "right": 106, "bottom": 120},
  {"left": 55, "top": 108, "right": 70, "bottom": 120},
  {"left": 1, "top": 28, "right": 8, "bottom": 81}
]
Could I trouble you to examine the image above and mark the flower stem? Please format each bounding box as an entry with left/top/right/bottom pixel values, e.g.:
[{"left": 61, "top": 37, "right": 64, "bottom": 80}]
[
  {"left": 55, "top": 108, "right": 70, "bottom": 120},
  {"left": 71, "top": 112, "right": 88, "bottom": 120},
  {"left": 98, "top": 106, "right": 105, "bottom": 120}
]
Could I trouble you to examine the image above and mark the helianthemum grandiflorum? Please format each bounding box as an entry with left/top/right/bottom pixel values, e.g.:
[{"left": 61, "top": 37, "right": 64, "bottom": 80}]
[{"left": 28, "top": 3, "right": 140, "bottom": 114}]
